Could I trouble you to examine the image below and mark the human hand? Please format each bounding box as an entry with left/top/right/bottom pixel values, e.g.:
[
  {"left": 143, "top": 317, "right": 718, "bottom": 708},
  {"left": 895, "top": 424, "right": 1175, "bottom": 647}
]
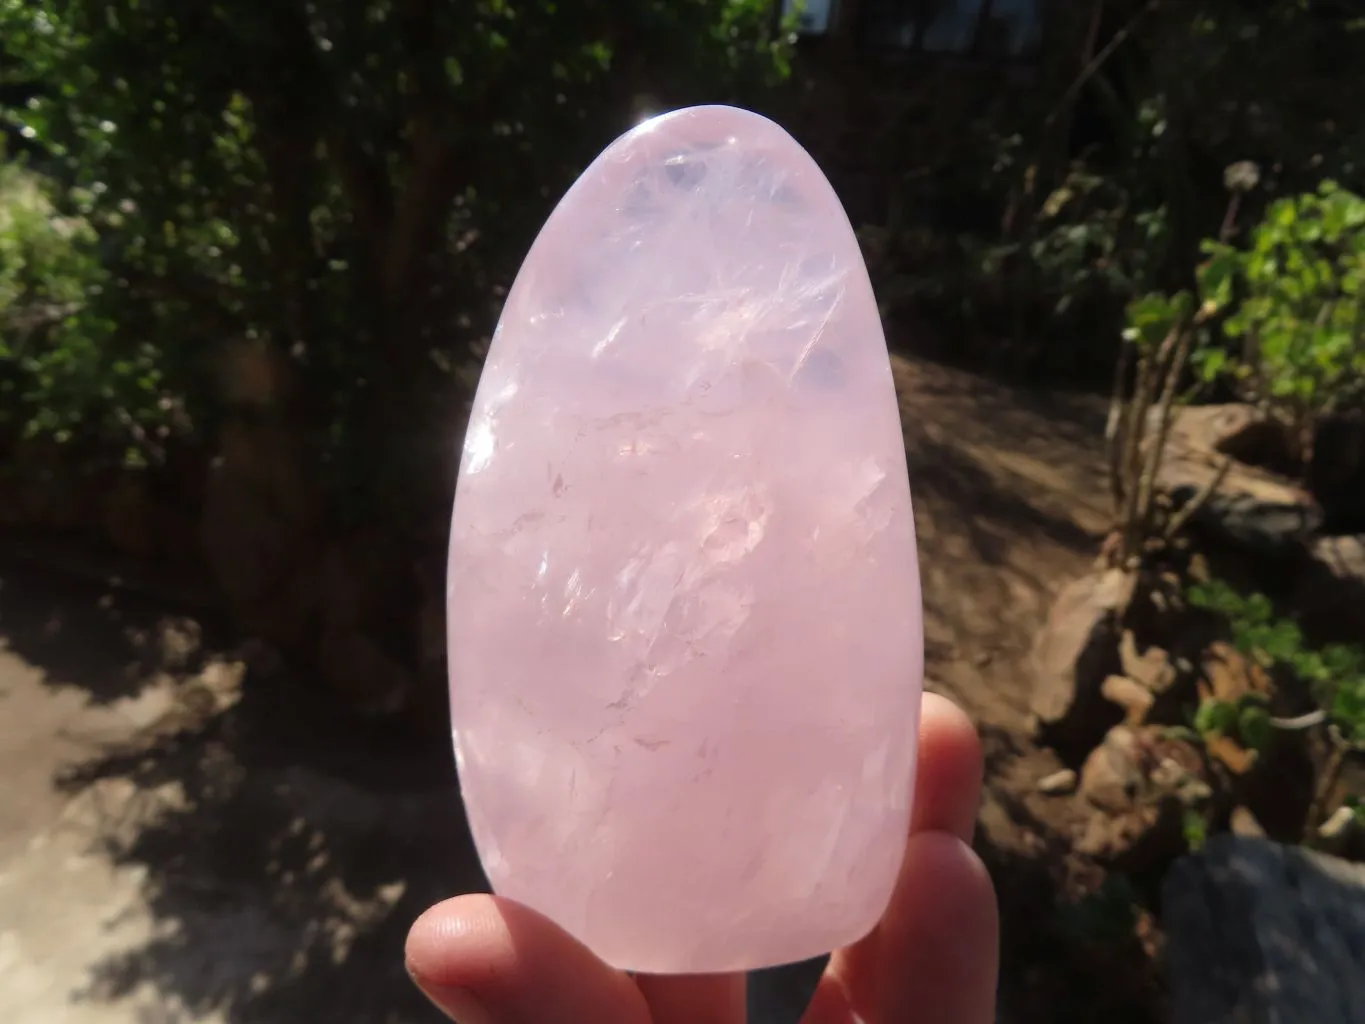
[{"left": 406, "top": 691, "right": 998, "bottom": 1023}]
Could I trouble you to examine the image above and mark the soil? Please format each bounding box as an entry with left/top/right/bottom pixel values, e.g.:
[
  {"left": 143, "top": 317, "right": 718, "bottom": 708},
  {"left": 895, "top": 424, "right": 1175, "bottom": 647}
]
[{"left": 0, "top": 353, "right": 1166, "bottom": 1023}]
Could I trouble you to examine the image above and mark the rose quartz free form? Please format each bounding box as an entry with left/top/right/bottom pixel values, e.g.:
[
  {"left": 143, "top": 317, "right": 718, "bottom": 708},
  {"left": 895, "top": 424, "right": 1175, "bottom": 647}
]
[{"left": 447, "top": 105, "right": 923, "bottom": 974}]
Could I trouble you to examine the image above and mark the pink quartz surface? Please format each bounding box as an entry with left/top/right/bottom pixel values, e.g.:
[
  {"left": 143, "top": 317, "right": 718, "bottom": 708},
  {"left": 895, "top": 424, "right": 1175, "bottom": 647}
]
[{"left": 446, "top": 105, "right": 923, "bottom": 974}]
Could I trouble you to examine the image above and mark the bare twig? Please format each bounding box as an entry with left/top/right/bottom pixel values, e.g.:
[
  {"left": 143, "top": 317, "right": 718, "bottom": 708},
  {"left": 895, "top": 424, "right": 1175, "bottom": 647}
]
[
  {"left": 1118, "top": 328, "right": 1177, "bottom": 559},
  {"left": 1306, "top": 732, "right": 1348, "bottom": 835},
  {"left": 1055, "top": 0, "right": 1107, "bottom": 161},
  {"left": 1007, "top": 0, "right": 1158, "bottom": 234},
  {"left": 1134, "top": 321, "right": 1196, "bottom": 544},
  {"left": 1118, "top": 346, "right": 1156, "bottom": 525},
  {"left": 1269, "top": 710, "right": 1327, "bottom": 731},
  {"left": 1041, "top": 0, "right": 1162, "bottom": 134},
  {"left": 1106, "top": 335, "right": 1135, "bottom": 514},
  {"left": 1218, "top": 191, "right": 1242, "bottom": 244},
  {"left": 1162, "top": 455, "right": 1233, "bottom": 542}
]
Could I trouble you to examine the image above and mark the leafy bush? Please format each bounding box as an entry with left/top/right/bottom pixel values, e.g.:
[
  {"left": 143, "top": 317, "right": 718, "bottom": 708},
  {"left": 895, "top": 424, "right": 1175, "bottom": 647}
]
[
  {"left": 1188, "top": 577, "right": 1365, "bottom": 748},
  {"left": 1104, "top": 286, "right": 1223, "bottom": 567},
  {"left": 1029, "top": 167, "right": 1171, "bottom": 316},
  {"left": 1187, "top": 576, "right": 1365, "bottom": 837},
  {"left": 1191, "top": 690, "right": 1274, "bottom": 754},
  {"left": 1, "top": 0, "right": 792, "bottom": 504},
  {"left": 1107, "top": 180, "right": 1365, "bottom": 561},
  {"left": 0, "top": 160, "right": 171, "bottom": 457},
  {"left": 1196, "top": 182, "right": 1365, "bottom": 469}
]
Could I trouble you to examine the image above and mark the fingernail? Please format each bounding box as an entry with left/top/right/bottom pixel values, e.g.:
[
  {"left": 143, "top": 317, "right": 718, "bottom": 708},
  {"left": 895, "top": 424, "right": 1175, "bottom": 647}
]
[{"left": 410, "top": 976, "right": 493, "bottom": 1024}]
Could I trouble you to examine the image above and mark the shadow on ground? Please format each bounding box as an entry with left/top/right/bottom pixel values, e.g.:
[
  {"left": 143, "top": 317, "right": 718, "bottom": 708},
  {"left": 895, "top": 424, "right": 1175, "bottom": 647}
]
[
  {"left": 0, "top": 555, "right": 474, "bottom": 1023},
  {"left": 0, "top": 355, "right": 1141, "bottom": 1023},
  {"left": 0, "top": 558, "right": 200, "bottom": 706},
  {"left": 974, "top": 727, "right": 1168, "bottom": 1024},
  {"left": 0, "top": 560, "right": 827, "bottom": 1024},
  {"left": 892, "top": 355, "right": 1108, "bottom": 728},
  {"left": 57, "top": 677, "right": 475, "bottom": 1022}
]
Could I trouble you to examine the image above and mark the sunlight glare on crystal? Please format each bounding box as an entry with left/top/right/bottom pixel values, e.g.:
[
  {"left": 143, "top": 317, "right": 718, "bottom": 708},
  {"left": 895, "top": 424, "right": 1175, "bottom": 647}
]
[{"left": 463, "top": 419, "right": 495, "bottom": 475}]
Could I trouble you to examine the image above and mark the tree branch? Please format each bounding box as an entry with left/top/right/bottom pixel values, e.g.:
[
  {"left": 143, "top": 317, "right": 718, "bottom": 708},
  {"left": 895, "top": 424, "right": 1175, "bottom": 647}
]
[{"left": 1041, "top": 0, "right": 1161, "bottom": 134}]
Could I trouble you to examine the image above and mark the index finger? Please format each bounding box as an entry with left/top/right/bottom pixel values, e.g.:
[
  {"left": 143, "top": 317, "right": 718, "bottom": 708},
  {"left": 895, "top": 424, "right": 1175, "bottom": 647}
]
[{"left": 805, "top": 691, "right": 994, "bottom": 1024}]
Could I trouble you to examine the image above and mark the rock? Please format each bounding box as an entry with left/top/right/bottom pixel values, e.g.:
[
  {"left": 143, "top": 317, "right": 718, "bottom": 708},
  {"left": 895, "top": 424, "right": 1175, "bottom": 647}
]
[
  {"left": 196, "top": 657, "right": 246, "bottom": 706},
  {"left": 1080, "top": 725, "right": 1147, "bottom": 814},
  {"left": 1076, "top": 725, "right": 1214, "bottom": 868},
  {"left": 155, "top": 616, "right": 203, "bottom": 671},
  {"left": 1318, "top": 805, "right": 1358, "bottom": 841},
  {"left": 1101, "top": 674, "right": 1155, "bottom": 724},
  {"left": 1199, "top": 641, "right": 1272, "bottom": 705},
  {"left": 1151, "top": 757, "right": 1214, "bottom": 804},
  {"left": 1164, "top": 835, "right": 1365, "bottom": 1024},
  {"left": 1309, "top": 413, "right": 1365, "bottom": 532},
  {"left": 1308, "top": 533, "right": 1365, "bottom": 588},
  {"left": 1113, "top": 629, "right": 1196, "bottom": 726},
  {"left": 1154, "top": 403, "right": 1267, "bottom": 460},
  {"left": 1206, "top": 734, "right": 1258, "bottom": 776},
  {"left": 1029, "top": 569, "right": 1136, "bottom": 750},
  {"left": 1119, "top": 630, "right": 1176, "bottom": 693},
  {"left": 1290, "top": 533, "right": 1365, "bottom": 639},
  {"left": 1157, "top": 404, "right": 1321, "bottom": 553},
  {"left": 1229, "top": 805, "right": 1266, "bottom": 838},
  {"left": 1076, "top": 802, "right": 1169, "bottom": 862},
  {"left": 1037, "top": 768, "right": 1078, "bottom": 795},
  {"left": 1081, "top": 725, "right": 1210, "bottom": 814},
  {"left": 1175, "top": 485, "right": 1322, "bottom": 553}
]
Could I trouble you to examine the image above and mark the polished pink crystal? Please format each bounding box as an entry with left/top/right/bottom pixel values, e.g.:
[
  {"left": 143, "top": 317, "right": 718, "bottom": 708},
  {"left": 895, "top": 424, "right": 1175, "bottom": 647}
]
[{"left": 447, "top": 105, "right": 923, "bottom": 974}]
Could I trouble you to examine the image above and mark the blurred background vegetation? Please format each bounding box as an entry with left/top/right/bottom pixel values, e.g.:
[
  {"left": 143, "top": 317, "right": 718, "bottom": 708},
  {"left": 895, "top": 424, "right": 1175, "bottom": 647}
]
[{"left": 2, "top": 0, "right": 1364, "bottom": 731}]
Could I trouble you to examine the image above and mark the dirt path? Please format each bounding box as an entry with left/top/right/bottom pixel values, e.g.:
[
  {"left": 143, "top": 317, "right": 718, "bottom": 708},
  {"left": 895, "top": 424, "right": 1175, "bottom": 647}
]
[
  {"left": 893, "top": 355, "right": 1110, "bottom": 715},
  {"left": 0, "top": 354, "right": 1135, "bottom": 1024}
]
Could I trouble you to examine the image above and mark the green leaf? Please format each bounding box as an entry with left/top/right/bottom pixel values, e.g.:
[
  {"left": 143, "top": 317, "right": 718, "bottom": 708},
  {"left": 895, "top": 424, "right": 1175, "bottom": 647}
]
[
  {"left": 1182, "top": 808, "right": 1208, "bottom": 851},
  {"left": 1195, "top": 698, "right": 1238, "bottom": 737},
  {"left": 1237, "top": 704, "right": 1273, "bottom": 752},
  {"left": 1198, "top": 247, "right": 1239, "bottom": 311},
  {"left": 1125, "top": 292, "right": 1182, "bottom": 348},
  {"left": 1193, "top": 346, "right": 1229, "bottom": 381}
]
